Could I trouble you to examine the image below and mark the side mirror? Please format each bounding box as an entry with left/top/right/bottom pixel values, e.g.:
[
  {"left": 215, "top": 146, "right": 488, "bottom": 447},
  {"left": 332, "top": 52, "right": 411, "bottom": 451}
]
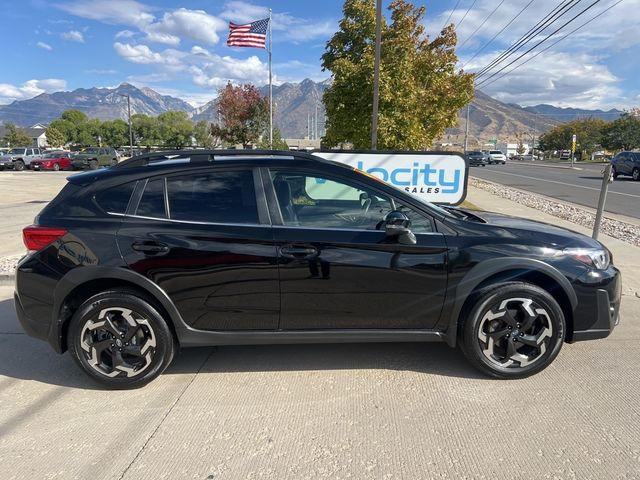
[{"left": 383, "top": 211, "right": 416, "bottom": 245}]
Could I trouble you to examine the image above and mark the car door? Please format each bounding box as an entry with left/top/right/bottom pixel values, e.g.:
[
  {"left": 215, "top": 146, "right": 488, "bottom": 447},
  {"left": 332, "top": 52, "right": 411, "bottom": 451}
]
[
  {"left": 116, "top": 166, "right": 280, "bottom": 331},
  {"left": 614, "top": 153, "right": 627, "bottom": 174},
  {"left": 265, "top": 166, "right": 448, "bottom": 330}
]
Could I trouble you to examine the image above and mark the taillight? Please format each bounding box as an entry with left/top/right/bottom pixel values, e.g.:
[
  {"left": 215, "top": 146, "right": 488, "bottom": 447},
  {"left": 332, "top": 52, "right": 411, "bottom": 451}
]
[{"left": 23, "top": 225, "right": 67, "bottom": 251}]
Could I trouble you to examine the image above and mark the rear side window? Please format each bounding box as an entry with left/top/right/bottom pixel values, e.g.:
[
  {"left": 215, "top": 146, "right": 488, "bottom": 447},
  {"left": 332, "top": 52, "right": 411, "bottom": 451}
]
[
  {"left": 136, "top": 178, "right": 167, "bottom": 218},
  {"left": 167, "top": 170, "right": 258, "bottom": 224},
  {"left": 95, "top": 182, "right": 135, "bottom": 214}
]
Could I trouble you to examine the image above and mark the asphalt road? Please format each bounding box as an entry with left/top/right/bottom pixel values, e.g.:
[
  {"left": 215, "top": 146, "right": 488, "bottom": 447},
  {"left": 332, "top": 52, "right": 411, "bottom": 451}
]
[{"left": 470, "top": 162, "right": 640, "bottom": 220}]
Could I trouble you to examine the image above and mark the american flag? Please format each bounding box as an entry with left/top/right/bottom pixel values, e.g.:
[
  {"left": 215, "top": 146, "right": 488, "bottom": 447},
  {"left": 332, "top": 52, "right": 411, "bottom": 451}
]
[{"left": 227, "top": 18, "right": 269, "bottom": 48}]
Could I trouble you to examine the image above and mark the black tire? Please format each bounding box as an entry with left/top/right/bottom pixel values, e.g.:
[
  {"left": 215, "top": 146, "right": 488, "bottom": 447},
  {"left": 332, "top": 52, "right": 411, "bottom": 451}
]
[
  {"left": 67, "top": 290, "right": 176, "bottom": 389},
  {"left": 459, "top": 282, "right": 565, "bottom": 379},
  {"left": 14, "top": 160, "right": 25, "bottom": 171},
  {"left": 53, "top": 163, "right": 60, "bottom": 171},
  {"left": 612, "top": 167, "right": 618, "bottom": 179},
  {"left": 88, "top": 159, "right": 98, "bottom": 170},
  {"left": 633, "top": 168, "right": 640, "bottom": 181}
]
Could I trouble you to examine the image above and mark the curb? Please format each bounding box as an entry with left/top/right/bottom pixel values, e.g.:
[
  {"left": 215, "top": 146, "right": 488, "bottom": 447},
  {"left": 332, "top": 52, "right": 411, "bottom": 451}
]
[{"left": 508, "top": 162, "right": 584, "bottom": 171}]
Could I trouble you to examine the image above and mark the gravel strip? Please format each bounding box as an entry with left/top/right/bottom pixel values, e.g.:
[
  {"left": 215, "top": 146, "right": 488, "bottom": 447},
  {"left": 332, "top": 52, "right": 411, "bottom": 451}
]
[
  {"left": 0, "top": 255, "right": 23, "bottom": 277},
  {"left": 469, "top": 177, "right": 640, "bottom": 247}
]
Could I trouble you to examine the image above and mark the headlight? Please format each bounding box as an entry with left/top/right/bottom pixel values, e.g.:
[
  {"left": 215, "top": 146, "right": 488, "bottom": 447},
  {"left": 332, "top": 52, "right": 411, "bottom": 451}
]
[{"left": 563, "top": 248, "right": 610, "bottom": 270}]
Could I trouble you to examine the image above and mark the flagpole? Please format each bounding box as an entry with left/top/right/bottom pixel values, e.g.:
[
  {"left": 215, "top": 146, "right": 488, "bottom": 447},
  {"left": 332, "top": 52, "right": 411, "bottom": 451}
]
[{"left": 268, "top": 9, "right": 273, "bottom": 149}]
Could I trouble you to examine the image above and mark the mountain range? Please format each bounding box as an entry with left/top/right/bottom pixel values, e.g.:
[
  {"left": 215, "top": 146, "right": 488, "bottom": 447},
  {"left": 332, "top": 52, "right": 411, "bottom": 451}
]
[{"left": 0, "top": 80, "right": 622, "bottom": 143}]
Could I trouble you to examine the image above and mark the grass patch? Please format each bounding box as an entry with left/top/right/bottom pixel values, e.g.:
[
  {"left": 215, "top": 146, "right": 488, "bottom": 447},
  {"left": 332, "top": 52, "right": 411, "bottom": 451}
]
[{"left": 459, "top": 199, "right": 480, "bottom": 210}]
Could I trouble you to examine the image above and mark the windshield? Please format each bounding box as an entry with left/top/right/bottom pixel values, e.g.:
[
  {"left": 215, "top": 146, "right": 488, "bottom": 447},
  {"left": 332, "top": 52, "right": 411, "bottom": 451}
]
[
  {"left": 490, "top": 150, "right": 502, "bottom": 154},
  {"left": 8, "top": 148, "right": 25, "bottom": 155},
  {"left": 44, "top": 153, "right": 63, "bottom": 158},
  {"left": 352, "top": 168, "right": 457, "bottom": 219}
]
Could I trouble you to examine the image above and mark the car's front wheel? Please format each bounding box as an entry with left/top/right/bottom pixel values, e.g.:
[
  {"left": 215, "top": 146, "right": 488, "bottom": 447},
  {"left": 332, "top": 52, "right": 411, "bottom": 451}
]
[
  {"left": 459, "top": 282, "right": 565, "bottom": 379},
  {"left": 67, "top": 289, "right": 175, "bottom": 389},
  {"left": 14, "top": 160, "right": 25, "bottom": 171},
  {"left": 633, "top": 168, "right": 640, "bottom": 181}
]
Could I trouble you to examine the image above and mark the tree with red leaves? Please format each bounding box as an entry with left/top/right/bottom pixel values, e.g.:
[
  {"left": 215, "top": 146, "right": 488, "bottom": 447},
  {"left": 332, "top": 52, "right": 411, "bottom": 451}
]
[{"left": 211, "top": 83, "right": 269, "bottom": 148}]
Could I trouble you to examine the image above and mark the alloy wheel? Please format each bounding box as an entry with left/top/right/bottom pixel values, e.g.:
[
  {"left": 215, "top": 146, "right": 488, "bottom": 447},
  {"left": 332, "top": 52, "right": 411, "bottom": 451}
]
[
  {"left": 79, "top": 307, "right": 157, "bottom": 378},
  {"left": 477, "top": 297, "right": 553, "bottom": 368}
]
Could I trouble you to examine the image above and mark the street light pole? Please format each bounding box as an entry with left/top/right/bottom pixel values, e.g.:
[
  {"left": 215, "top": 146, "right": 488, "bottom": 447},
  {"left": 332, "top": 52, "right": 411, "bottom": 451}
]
[
  {"left": 119, "top": 93, "right": 134, "bottom": 157},
  {"left": 371, "top": 0, "right": 382, "bottom": 150},
  {"left": 463, "top": 103, "right": 470, "bottom": 152}
]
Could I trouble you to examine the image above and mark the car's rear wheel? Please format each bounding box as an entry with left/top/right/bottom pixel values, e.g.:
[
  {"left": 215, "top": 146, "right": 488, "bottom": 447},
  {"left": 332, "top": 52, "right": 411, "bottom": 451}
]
[
  {"left": 459, "top": 282, "right": 565, "bottom": 379},
  {"left": 633, "top": 168, "right": 640, "bottom": 181},
  {"left": 53, "top": 163, "right": 60, "bottom": 171},
  {"left": 67, "top": 290, "right": 175, "bottom": 389}
]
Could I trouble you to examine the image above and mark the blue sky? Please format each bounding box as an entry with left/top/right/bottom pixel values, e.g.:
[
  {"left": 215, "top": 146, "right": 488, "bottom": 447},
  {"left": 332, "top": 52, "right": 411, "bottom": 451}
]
[{"left": 0, "top": 0, "right": 638, "bottom": 109}]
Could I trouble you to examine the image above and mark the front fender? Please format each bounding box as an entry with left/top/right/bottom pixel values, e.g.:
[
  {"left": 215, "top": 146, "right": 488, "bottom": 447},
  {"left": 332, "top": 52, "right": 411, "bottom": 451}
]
[{"left": 441, "top": 257, "right": 578, "bottom": 347}]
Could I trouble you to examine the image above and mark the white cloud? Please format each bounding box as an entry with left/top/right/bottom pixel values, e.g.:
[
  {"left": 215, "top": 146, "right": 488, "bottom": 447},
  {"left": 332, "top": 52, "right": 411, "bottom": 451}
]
[
  {"left": 57, "top": 0, "right": 154, "bottom": 27},
  {"left": 465, "top": 50, "right": 625, "bottom": 109},
  {"left": 61, "top": 30, "right": 84, "bottom": 42},
  {"left": 220, "top": 1, "right": 336, "bottom": 43},
  {"left": 144, "top": 8, "right": 227, "bottom": 45},
  {"left": 84, "top": 68, "right": 117, "bottom": 74},
  {"left": 0, "top": 79, "right": 67, "bottom": 104},
  {"left": 36, "top": 41, "right": 53, "bottom": 51},
  {"left": 115, "top": 30, "right": 136, "bottom": 39},
  {"left": 113, "top": 42, "right": 166, "bottom": 64}
]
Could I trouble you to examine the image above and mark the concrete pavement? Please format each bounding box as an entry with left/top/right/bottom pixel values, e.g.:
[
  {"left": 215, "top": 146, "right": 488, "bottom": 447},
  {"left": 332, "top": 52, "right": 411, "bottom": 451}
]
[{"left": 0, "top": 175, "right": 639, "bottom": 479}]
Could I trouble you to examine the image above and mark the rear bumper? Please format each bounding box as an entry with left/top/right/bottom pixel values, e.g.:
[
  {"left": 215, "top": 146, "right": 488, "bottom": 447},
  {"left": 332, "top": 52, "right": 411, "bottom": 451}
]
[{"left": 569, "top": 266, "right": 621, "bottom": 342}]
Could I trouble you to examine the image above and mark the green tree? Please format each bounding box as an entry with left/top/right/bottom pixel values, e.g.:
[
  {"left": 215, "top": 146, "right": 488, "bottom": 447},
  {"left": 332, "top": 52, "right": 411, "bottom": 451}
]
[
  {"left": 100, "top": 119, "right": 129, "bottom": 147},
  {"left": 158, "top": 111, "right": 193, "bottom": 148},
  {"left": 539, "top": 118, "right": 607, "bottom": 159},
  {"left": 2, "top": 123, "right": 32, "bottom": 147},
  {"left": 602, "top": 114, "right": 640, "bottom": 151},
  {"left": 76, "top": 118, "right": 102, "bottom": 146},
  {"left": 48, "top": 118, "right": 75, "bottom": 144},
  {"left": 257, "top": 127, "right": 288, "bottom": 150},
  {"left": 193, "top": 120, "right": 219, "bottom": 148},
  {"left": 321, "top": 0, "right": 474, "bottom": 150},
  {"left": 45, "top": 125, "right": 66, "bottom": 148},
  {"left": 210, "top": 83, "right": 269, "bottom": 147},
  {"left": 132, "top": 114, "right": 162, "bottom": 148}
]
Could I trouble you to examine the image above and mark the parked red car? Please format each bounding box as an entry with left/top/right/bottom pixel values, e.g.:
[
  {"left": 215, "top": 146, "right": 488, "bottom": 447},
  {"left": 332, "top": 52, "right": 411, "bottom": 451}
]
[{"left": 30, "top": 151, "right": 72, "bottom": 171}]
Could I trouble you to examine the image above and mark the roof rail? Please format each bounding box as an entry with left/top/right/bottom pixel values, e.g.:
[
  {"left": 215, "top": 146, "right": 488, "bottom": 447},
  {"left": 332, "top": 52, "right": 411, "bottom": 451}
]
[{"left": 114, "top": 149, "right": 323, "bottom": 169}]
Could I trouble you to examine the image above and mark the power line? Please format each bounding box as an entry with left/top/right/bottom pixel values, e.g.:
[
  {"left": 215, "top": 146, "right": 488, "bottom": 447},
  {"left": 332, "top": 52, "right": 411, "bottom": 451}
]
[
  {"left": 475, "top": 0, "right": 580, "bottom": 79},
  {"left": 458, "top": 0, "right": 506, "bottom": 51},
  {"left": 477, "top": 0, "right": 625, "bottom": 89},
  {"left": 439, "top": 0, "right": 462, "bottom": 32},
  {"left": 477, "top": 0, "right": 604, "bottom": 87},
  {"left": 461, "top": 0, "right": 537, "bottom": 69},
  {"left": 456, "top": 0, "right": 478, "bottom": 30}
]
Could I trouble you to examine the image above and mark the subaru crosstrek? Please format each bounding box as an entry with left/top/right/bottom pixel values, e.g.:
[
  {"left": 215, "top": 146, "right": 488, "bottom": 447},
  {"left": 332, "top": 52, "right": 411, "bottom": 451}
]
[{"left": 15, "top": 150, "right": 621, "bottom": 388}]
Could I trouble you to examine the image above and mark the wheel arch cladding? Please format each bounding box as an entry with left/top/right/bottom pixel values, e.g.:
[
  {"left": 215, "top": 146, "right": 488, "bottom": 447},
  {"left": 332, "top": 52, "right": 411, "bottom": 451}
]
[
  {"left": 448, "top": 258, "right": 577, "bottom": 347},
  {"left": 53, "top": 267, "right": 184, "bottom": 353}
]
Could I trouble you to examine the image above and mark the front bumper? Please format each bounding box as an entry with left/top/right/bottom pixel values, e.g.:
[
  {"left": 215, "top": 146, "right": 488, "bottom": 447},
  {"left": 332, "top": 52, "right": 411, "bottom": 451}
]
[
  {"left": 0, "top": 160, "right": 15, "bottom": 169},
  {"left": 569, "top": 266, "right": 621, "bottom": 342}
]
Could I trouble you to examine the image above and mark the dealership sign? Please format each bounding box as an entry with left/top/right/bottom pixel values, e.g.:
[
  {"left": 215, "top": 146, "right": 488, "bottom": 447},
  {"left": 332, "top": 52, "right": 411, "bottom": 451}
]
[{"left": 313, "top": 151, "right": 468, "bottom": 205}]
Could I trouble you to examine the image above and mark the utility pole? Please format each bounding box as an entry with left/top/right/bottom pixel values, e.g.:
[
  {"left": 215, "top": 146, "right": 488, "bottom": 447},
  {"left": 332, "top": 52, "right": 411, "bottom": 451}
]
[
  {"left": 371, "top": 0, "right": 382, "bottom": 150},
  {"left": 315, "top": 102, "right": 318, "bottom": 141},
  {"left": 119, "top": 93, "right": 133, "bottom": 157},
  {"left": 463, "top": 104, "right": 470, "bottom": 152}
]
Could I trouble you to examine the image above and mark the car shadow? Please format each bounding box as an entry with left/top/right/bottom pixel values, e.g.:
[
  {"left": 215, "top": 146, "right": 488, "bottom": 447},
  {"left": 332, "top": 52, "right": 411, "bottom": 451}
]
[{"left": 0, "top": 300, "right": 488, "bottom": 390}]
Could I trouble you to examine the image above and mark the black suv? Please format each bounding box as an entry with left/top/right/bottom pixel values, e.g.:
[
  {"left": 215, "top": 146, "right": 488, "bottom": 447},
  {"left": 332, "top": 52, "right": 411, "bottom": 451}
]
[{"left": 15, "top": 150, "right": 621, "bottom": 388}]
